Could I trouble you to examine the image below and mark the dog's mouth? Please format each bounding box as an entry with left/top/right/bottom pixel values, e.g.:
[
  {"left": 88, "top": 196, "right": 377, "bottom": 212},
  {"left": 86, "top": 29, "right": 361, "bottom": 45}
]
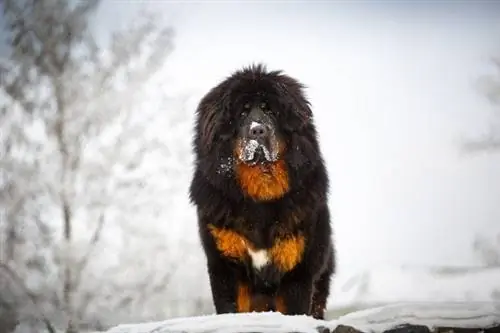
[{"left": 238, "top": 139, "right": 279, "bottom": 165}]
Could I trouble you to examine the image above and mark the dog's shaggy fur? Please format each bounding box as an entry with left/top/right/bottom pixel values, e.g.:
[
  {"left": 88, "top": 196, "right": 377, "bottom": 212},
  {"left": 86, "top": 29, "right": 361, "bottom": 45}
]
[{"left": 189, "top": 64, "right": 335, "bottom": 319}]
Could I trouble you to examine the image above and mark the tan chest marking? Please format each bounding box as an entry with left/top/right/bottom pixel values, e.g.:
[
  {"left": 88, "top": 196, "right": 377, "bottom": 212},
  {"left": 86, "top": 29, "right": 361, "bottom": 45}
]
[
  {"left": 208, "top": 225, "right": 248, "bottom": 261},
  {"left": 269, "top": 235, "right": 306, "bottom": 272},
  {"left": 208, "top": 225, "right": 305, "bottom": 272}
]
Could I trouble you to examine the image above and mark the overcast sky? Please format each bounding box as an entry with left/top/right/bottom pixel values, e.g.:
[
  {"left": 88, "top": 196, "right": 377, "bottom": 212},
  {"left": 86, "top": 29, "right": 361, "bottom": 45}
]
[
  {"left": 96, "top": 1, "right": 500, "bottom": 271},
  {"left": 5, "top": 1, "right": 500, "bottom": 274}
]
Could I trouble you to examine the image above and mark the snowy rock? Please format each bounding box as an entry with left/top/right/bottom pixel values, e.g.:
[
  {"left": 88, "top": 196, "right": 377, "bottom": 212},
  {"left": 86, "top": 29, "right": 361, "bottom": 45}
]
[{"left": 105, "top": 302, "right": 500, "bottom": 333}]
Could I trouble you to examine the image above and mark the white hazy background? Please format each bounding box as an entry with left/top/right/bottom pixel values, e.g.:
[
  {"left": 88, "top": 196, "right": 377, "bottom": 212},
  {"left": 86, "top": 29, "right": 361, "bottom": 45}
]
[
  {"left": 95, "top": 1, "right": 500, "bottom": 268},
  {"left": 97, "top": 0, "right": 500, "bottom": 268},
  {"left": 2, "top": 1, "right": 500, "bottom": 332}
]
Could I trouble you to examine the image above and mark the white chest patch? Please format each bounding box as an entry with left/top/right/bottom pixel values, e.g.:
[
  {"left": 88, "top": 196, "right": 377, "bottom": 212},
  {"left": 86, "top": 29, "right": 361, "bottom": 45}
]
[{"left": 247, "top": 248, "right": 269, "bottom": 270}]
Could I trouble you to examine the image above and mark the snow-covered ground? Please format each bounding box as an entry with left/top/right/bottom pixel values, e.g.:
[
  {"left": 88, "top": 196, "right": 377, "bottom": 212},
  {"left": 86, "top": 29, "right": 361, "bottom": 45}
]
[{"left": 105, "top": 302, "right": 500, "bottom": 333}]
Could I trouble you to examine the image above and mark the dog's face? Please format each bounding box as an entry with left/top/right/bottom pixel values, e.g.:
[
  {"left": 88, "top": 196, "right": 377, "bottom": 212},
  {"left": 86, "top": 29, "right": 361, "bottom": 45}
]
[{"left": 234, "top": 99, "right": 282, "bottom": 166}]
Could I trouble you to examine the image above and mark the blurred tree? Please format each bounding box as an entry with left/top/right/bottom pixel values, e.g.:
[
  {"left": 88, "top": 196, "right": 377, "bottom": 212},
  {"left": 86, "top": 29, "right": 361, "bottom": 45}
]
[
  {"left": 461, "top": 52, "right": 500, "bottom": 277},
  {"left": 462, "top": 56, "right": 500, "bottom": 152},
  {"left": 473, "top": 233, "right": 500, "bottom": 267},
  {"left": 472, "top": 233, "right": 500, "bottom": 301},
  {"left": 0, "top": 0, "right": 186, "bottom": 332}
]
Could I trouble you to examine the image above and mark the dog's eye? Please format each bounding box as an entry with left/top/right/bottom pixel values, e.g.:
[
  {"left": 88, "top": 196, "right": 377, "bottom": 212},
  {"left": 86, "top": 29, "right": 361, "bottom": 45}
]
[{"left": 240, "top": 103, "right": 251, "bottom": 117}]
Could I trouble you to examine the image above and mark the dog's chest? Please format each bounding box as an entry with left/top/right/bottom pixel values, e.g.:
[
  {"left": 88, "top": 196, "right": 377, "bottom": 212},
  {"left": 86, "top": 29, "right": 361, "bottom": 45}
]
[
  {"left": 210, "top": 203, "right": 305, "bottom": 272},
  {"left": 234, "top": 205, "right": 279, "bottom": 249}
]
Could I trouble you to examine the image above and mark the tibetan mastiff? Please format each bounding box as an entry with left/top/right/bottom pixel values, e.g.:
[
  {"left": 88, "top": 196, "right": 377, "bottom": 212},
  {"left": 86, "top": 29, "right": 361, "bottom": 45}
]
[{"left": 189, "top": 64, "right": 335, "bottom": 319}]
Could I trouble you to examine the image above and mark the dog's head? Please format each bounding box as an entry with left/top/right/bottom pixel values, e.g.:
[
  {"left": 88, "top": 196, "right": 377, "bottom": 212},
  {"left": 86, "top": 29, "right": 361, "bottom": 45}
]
[{"left": 193, "top": 64, "right": 322, "bottom": 198}]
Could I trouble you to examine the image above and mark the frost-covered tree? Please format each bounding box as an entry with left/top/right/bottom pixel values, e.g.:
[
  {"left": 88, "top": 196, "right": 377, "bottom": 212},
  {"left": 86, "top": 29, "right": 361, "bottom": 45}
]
[
  {"left": 0, "top": 0, "right": 189, "bottom": 331},
  {"left": 473, "top": 234, "right": 500, "bottom": 268},
  {"left": 472, "top": 233, "right": 500, "bottom": 300},
  {"left": 0, "top": 88, "right": 56, "bottom": 333},
  {"left": 460, "top": 51, "right": 500, "bottom": 277},
  {"left": 462, "top": 56, "right": 500, "bottom": 152}
]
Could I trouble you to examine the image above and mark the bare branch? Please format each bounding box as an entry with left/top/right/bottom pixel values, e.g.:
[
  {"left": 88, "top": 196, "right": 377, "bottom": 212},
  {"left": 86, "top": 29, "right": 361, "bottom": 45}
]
[
  {"left": 72, "top": 213, "right": 106, "bottom": 290},
  {"left": 0, "top": 263, "right": 56, "bottom": 333}
]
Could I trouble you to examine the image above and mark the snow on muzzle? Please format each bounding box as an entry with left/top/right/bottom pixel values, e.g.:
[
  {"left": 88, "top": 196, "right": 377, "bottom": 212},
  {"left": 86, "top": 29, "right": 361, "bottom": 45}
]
[{"left": 239, "top": 138, "right": 280, "bottom": 164}]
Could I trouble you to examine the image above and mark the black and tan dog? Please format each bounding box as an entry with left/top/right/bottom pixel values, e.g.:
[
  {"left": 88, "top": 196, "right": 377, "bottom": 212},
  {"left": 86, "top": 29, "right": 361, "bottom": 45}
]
[{"left": 189, "top": 64, "right": 335, "bottom": 319}]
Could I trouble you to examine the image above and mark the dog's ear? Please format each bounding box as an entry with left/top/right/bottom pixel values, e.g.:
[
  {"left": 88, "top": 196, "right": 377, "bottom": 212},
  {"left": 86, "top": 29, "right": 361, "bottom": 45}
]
[
  {"left": 273, "top": 74, "right": 313, "bottom": 129},
  {"left": 194, "top": 82, "right": 233, "bottom": 155},
  {"left": 272, "top": 74, "right": 323, "bottom": 171}
]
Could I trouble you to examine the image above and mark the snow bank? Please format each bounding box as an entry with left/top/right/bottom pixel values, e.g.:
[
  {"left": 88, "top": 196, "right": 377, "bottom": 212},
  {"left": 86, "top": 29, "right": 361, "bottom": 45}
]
[
  {"left": 106, "top": 301, "right": 500, "bottom": 333},
  {"left": 335, "top": 302, "right": 500, "bottom": 332},
  {"left": 107, "top": 312, "right": 323, "bottom": 333}
]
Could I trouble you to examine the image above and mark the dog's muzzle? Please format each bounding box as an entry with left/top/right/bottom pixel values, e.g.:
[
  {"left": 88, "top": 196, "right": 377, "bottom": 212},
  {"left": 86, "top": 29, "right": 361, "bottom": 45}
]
[{"left": 238, "top": 107, "right": 279, "bottom": 164}]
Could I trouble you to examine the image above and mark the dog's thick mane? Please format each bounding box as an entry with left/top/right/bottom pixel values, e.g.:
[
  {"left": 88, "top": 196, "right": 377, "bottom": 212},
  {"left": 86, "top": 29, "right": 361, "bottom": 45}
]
[{"left": 191, "top": 63, "right": 327, "bottom": 202}]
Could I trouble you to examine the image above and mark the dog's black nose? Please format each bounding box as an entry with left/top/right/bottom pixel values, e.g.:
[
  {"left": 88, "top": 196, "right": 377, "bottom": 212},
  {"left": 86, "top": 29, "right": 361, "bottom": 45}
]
[{"left": 249, "top": 123, "right": 268, "bottom": 140}]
